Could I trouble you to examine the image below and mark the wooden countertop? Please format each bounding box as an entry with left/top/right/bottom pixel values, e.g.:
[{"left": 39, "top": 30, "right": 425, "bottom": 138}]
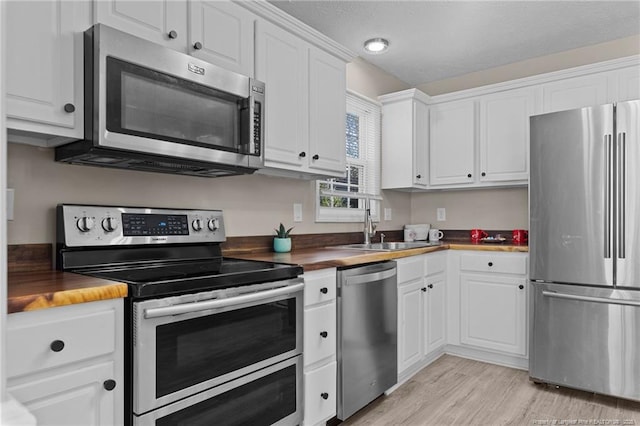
[
  {"left": 229, "top": 241, "right": 528, "bottom": 271},
  {"left": 7, "top": 240, "right": 526, "bottom": 313},
  {"left": 7, "top": 271, "right": 128, "bottom": 314}
]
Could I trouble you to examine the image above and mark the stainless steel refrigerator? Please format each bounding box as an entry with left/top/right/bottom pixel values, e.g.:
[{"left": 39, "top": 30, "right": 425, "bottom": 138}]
[{"left": 529, "top": 100, "right": 640, "bottom": 402}]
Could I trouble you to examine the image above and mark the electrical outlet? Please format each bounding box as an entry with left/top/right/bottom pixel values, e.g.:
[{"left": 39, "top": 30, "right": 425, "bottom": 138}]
[
  {"left": 437, "top": 207, "right": 446, "bottom": 221},
  {"left": 384, "top": 208, "right": 392, "bottom": 221},
  {"left": 293, "top": 203, "right": 303, "bottom": 222}
]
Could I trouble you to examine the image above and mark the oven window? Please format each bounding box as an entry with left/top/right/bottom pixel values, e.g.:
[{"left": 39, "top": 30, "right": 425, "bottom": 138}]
[
  {"left": 156, "top": 298, "right": 297, "bottom": 398},
  {"left": 156, "top": 364, "right": 297, "bottom": 426},
  {"left": 106, "top": 57, "right": 246, "bottom": 152}
]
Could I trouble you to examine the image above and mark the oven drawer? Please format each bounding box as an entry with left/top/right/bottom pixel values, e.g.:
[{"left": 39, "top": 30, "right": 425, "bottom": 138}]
[
  {"left": 6, "top": 300, "right": 117, "bottom": 378},
  {"left": 134, "top": 356, "right": 302, "bottom": 426}
]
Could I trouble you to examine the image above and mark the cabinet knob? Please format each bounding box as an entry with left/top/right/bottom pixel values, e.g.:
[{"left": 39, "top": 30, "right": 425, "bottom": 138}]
[
  {"left": 519, "top": 284, "right": 524, "bottom": 290},
  {"left": 63, "top": 103, "right": 75, "bottom": 113},
  {"left": 50, "top": 340, "right": 65, "bottom": 352},
  {"left": 481, "top": 172, "right": 486, "bottom": 177},
  {"left": 467, "top": 173, "right": 472, "bottom": 178},
  {"left": 416, "top": 174, "right": 422, "bottom": 179},
  {"left": 421, "top": 287, "right": 427, "bottom": 292},
  {"left": 193, "top": 41, "right": 203, "bottom": 50},
  {"left": 320, "top": 331, "right": 328, "bottom": 338},
  {"left": 299, "top": 152, "right": 306, "bottom": 158},
  {"left": 428, "top": 284, "right": 434, "bottom": 289},
  {"left": 312, "top": 154, "right": 319, "bottom": 160},
  {"left": 168, "top": 30, "right": 178, "bottom": 39},
  {"left": 488, "top": 262, "right": 493, "bottom": 267},
  {"left": 320, "top": 287, "right": 328, "bottom": 294},
  {"left": 321, "top": 392, "right": 329, "bottom": 400},
  {"left": 103, "top": 379, "right": 116, "bottom": 391}
]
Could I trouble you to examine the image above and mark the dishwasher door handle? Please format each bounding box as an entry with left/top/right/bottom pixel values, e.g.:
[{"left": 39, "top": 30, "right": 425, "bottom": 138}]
[{"left": 344, "top": 268, "right": 396, "bottom": 286}]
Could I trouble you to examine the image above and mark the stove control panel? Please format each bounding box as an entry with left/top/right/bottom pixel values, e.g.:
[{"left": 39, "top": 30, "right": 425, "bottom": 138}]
[{"left": 58, "top": 204, "right": 226, "bottom": 247}]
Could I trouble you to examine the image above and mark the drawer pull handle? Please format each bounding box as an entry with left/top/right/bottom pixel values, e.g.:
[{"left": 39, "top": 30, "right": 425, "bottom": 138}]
[
  {"left": 193, "top": 41, "right": 202, "bottom": 50},
  {"left": 321, "top": 392, "right": 329, "bottom": 400},
  {"left": 50, "top": 340, "right": 65, "bottom": 352},
  {"left": 299, "top": 151, "right": 306, "bottom": 158},
  {"left": 488, "top": 262, "right": 493, "bottom": 267},
  {"left": 168, "top": 30, "right": 178, "bottom": 39},
  {"left": 320, "top": 331, "right": 328, "bottom": 338},
  {"left": 428, "top": 284, "right": 434, "bottom": 289},
  {"left": 421, "top": 287, "right": 427, "bottom": 292},
  {"left": 103, "top": 379, "right": 116, "bottom": 391},
  {"left": 519, "top": 285, "right": 524, "bottom": 290},
  {"left": 320, "top": 287, "right": 328, "bottom": 294},
  {"left": 312, "top": 154, "right": 320, "bottom": 160},
  {"left": 63, "top": 103, "right": 75, "bottom": 113},
  {"left": 467, "top": 173, "right": 472, "bottom": 178}
]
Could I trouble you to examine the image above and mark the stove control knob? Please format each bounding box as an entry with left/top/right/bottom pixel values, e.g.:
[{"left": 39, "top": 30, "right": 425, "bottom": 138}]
[
  {"left": 102, "top": 217, "right": 119, "bottom": 232},
  {"left": 192, "top": 218, "right": 203, "bottom": 232},
  {"left": 207, "top": 218, "right": 220, "bottom": 232},
  {"left": 76, "top": 216, "right": 95, "bottom": 232}
]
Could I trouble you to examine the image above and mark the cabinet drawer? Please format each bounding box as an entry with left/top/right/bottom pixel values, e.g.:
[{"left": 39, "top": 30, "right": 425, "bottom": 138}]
[
  {"left": 7, "top": 304, "right": 117, "bottom": 378},
  {"left": 396, "top": 256, "right": 424, "bottom": 284},
  {"left": 304, "top": 268, "right": 336, "bottom": 307},
  {"left": 425, "top": 252, "right": 446, "bottom": 276},
  {"left": 304, "top": 361, "right": 337, "bottom": 426},
  {"left": 304, "top": 302, "right": 336, "bottom": 366},
  {"left": 460, "top": 253, "right": 527, "bottom": 275}
]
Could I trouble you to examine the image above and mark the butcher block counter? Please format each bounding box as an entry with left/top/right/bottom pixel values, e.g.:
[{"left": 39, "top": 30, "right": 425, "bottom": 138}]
[
  {"left": 228, "top": 241, "right": 529, "bottom": 272},
  {"left": 7, "top": 240, "right": 527, "bottom": 313}
]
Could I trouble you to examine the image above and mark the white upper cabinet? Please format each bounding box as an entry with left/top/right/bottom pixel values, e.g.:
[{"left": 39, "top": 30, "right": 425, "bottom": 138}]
[
  {"left": 256, "top": 19, "right": 347, "bottom": 178},
  {"left": 5, "top": 0, "right": 89, "bottom": 145},
  {"left": 478, "top": 88, "right": 535, "bottom": 183},
  {"left": 95, "top": 0, "right": 188, "bottom": 50},
  {"left": 380, "top": 90, "right": 430, "bottom": 190},
  {"left": 616, "top": 66, "right": 640, "bottom": 102},
  {"left": 188, "top": 0, "right": 255, "bottom": 76},
  {"left": 541, "top": 72, "right": 609, "bottom": 113},
  {"left": 429, "top": 99, "right": 476, "bottom": 186}
]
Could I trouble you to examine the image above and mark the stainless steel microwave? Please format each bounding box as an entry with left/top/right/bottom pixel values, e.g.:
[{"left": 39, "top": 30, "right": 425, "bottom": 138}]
[{"left": 56, "top": 24, "right": 265, "bottom": 177}]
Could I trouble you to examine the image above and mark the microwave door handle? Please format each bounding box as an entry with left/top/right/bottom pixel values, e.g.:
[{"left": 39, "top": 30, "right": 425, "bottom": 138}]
[
  {"left": 248, "top": 95, "right": 257, "bottom": 155},
  {"left": 144, "top": 282, "right": 304, "bottom": 319}
]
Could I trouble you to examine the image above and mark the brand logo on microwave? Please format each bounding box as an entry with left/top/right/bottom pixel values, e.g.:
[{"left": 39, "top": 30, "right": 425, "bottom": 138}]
[
  {"left": 188, "top": 63, "right": 205, "bottom": 76},
  {"left": 152, "top": 237, "right": 168, "bottom": 242}
]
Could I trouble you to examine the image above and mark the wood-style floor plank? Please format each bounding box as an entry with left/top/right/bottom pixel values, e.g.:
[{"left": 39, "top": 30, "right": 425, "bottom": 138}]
[{"left": 343, "top": 355, "right": 640, "bottom": 425}]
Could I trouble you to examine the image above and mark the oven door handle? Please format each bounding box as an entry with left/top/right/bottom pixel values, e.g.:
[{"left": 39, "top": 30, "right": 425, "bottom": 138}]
[{"left": 144, "top": 282, "right": 304, "bottom": 319}]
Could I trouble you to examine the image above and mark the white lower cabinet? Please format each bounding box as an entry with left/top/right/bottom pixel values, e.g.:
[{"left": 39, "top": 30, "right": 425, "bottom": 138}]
[
  {"left": 396, "top": 253, "right": 447, "bottom": 380},
  {"left": 302, "top": 268, "right": 337, "bottom": 426},
  {"left": 6, "top": 299, "right": 124, "bottom": 426},
  {"left": 457, "top": 252, "right": 528, "bottom": 358}
]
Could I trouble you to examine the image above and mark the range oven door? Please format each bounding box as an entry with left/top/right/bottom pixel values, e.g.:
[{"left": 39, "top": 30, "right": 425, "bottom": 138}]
[
  {"left": 132, "top": 279, "right": 303, "bottom": 414},
  {"left": 134, "top": 355, "right": 303, "bottom": 426}
]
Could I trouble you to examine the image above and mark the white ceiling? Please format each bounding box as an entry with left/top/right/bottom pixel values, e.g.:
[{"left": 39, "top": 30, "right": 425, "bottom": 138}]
[{"left": 268, "top": 1, "right": 640, "bottom": 86}]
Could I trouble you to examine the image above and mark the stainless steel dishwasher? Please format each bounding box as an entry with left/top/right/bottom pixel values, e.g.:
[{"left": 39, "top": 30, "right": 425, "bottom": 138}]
[{"left": 336, "top": 261, "right": 397, "bottom": 420}]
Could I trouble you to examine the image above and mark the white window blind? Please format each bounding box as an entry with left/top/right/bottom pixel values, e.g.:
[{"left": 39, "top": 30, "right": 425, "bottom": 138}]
[{"left": 316, "top": 91, "right": 381, "bottom": 222}]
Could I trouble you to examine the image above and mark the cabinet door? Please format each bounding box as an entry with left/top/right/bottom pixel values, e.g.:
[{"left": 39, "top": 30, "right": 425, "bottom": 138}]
[
  {"left": 398, "top": 281, "right": 424, "bottom": 373},
  {"left": 479, "top": 88, "right": 534, "bottom": 182},
  {"left": 188, "top": 1, "right": 254, "bottom": 76},
  {"left": 429, "top": 100, "right": 476, "bottom": 185},
  {"left": 424, "top": 273, "right": 446, "bottom": 355},
  {"left": 308, "top": 48, "right": 346, "bottom": 176},
  {"left": 542, "top": 72, "right": 608, "bottom": 113},
  {"left": 255, "top": 19, "right": 308, "bottom": 171},
  {"left": 460, "top": 273, "right": 527, "bottom": 356},
  {"left": 95, "top": 0, "right": 187, "bottom": 50},
  {"left": 413, "top": 100, "right": 429, "bottom": 187},
  {"left": 8, "top": 362, "right": 121, "bottom": 426},
  {"left": 617, "top": 67, "right": 640, "bottom": 102},
  {"left": 5, "top": 0, "right": 85, "bottom": 139}
]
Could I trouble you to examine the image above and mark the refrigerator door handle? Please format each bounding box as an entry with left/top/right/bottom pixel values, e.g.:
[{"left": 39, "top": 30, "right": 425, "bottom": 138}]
[
  {"left": 542, "top": 290, "right": 640, "bottom": 307},
  {"left": 604, "top": 134, "right": 612, "bottom": 259},
  {"left": 617, "top": 132, "right": 626, "bottom": 259}
]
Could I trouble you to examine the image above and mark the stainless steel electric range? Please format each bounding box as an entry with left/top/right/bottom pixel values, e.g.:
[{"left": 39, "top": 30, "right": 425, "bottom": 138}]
[{"left": 56, "top": 204, "right": 304, "bottom": 426}]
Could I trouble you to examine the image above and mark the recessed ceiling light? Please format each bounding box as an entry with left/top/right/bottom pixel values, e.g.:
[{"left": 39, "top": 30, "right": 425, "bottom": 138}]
[{"left": 363, "top": 38, "right": 389, "bottom": 54}]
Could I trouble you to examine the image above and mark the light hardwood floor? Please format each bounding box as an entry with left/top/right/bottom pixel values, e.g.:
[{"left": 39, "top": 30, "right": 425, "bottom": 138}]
[{"left": 343, "top": 355, "right": 640, "bottom": 425}]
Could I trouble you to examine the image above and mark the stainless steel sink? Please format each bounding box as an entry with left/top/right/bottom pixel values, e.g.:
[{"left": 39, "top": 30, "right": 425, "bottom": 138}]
[{"left": 332, "top": 241, "right": 440, "bottom": 251}]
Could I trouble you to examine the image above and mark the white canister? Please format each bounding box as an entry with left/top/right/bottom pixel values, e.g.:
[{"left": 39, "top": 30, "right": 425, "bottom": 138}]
[{"left": 404, "top": 228, "right": 417, "bottom": 242}]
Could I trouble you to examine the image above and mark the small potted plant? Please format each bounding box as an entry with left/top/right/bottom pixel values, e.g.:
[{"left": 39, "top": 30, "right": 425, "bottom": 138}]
[{"left": 273, "top": 223, "right": 294, "bottom": 253}]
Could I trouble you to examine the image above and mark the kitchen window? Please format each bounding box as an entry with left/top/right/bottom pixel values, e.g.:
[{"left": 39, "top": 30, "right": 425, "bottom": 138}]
[{"left": 316, "top": 91, "right": 381, "bottom": 222}]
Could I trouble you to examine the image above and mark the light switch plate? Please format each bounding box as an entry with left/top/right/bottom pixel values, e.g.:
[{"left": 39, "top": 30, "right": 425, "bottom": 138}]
[
  {"left": 384, "top": 208, "right": 392, "bottom": 221},
  {"left": 293, "top": 203, "right": 303, "bottom": 222},
  {"left": 437, "top": 207, "right": 446, "bottom": 221},
  {"left": 7, "top": 188, "right": 14, "bottom": 221}
]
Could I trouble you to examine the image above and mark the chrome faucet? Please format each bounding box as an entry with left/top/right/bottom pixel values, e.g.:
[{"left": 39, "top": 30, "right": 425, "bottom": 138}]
[
  {"left": 363, "top": 197, "right": 377, "bottom": 244},
  {"left": 380, "top": 233, "right": 386, "bottom": 243}
]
